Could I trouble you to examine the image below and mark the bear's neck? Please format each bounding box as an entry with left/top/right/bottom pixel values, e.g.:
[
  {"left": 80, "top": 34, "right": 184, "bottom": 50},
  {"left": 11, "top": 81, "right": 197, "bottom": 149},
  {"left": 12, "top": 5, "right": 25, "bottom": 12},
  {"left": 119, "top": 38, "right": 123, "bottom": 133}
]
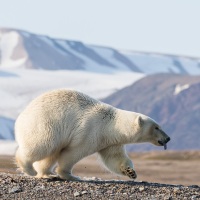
[{"left": 104, "top": 109, "right": 141, "bottom": 146}]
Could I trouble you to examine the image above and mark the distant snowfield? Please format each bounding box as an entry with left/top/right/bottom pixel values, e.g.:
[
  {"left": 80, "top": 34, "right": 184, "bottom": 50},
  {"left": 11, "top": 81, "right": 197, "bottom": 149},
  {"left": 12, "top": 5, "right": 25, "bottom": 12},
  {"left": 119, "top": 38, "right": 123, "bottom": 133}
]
[
  {"left": 0, "top": 140, "right": 18, "bottom": 155},
  {"left": 0, "top": 69, "right": 144, "bottom": 155},
  {"left": 0, "top": 69, "right": 144, "bottom": 119}
]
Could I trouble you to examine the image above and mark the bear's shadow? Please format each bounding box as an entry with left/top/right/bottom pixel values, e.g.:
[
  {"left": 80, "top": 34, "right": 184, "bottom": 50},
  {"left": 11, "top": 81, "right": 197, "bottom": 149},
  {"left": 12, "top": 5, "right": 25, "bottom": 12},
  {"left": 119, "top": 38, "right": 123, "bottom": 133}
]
[{"left": 45, "top": 177, "right": 181, "bottom": 188}]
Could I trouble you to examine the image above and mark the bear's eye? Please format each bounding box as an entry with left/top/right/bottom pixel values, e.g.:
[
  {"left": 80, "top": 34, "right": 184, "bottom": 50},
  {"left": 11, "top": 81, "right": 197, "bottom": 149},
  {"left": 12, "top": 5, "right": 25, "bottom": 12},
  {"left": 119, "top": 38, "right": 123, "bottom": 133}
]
[{"left": 155, "top": 127, "right": 159, "bottom": 130}]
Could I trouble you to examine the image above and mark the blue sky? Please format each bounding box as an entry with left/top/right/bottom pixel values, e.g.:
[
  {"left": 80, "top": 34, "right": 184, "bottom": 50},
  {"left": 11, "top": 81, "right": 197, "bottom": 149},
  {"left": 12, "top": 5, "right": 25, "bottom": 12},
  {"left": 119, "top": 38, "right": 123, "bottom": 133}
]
[{"left": 0, "top": 0, "right": 200, "bottom": 57}]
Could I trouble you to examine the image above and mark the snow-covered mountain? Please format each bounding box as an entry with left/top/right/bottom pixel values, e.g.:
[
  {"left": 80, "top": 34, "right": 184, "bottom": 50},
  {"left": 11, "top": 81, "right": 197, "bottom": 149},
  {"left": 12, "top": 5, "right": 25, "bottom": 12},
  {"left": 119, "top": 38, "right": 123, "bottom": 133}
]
[{"left": 1, "top": 28, "right": 200, "bottom": 74}]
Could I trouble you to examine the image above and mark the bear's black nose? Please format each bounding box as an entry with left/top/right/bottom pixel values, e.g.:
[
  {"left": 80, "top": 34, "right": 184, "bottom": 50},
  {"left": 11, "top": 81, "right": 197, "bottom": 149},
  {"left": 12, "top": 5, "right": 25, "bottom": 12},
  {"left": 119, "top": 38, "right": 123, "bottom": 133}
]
[{"left": 165, "top": 137, "right": 170, "bottom": 143}]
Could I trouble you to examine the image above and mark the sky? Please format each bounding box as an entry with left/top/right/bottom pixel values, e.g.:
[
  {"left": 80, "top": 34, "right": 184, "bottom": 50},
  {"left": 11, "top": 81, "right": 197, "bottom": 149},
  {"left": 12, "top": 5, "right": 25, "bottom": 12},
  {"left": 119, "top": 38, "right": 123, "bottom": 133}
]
[{"left": 0, "top": 0, "right": 200, "bottom": 58}]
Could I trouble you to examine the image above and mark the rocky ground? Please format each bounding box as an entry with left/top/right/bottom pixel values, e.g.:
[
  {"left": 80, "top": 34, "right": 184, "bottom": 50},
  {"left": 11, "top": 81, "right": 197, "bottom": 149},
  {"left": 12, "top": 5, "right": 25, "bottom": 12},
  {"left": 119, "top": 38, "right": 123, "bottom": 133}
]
[
  {"left": 0, "top": 173, "right": 199, "bottom": 200},
  {"left": 1, "top": 151, "right": 200, "bottom": 199}
]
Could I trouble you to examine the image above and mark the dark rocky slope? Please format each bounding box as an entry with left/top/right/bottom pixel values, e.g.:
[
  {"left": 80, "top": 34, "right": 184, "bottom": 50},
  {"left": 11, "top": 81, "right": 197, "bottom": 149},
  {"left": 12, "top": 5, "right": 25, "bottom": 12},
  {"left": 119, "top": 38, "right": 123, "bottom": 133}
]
[{"left": 103, "top": 74, "right": 200, "bottom": 151}]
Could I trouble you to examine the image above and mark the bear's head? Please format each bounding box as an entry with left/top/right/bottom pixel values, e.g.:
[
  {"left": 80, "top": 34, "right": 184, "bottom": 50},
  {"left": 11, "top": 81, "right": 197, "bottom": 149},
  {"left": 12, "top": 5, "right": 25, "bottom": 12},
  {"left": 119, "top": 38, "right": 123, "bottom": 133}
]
[{"left": 135, "top": 115, "right": 170, "bottom": 149}]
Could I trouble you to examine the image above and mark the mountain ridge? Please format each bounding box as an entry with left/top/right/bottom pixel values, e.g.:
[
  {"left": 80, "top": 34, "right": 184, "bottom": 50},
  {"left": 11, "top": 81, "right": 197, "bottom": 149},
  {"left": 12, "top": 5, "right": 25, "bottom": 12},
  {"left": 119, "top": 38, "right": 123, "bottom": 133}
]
[
  {"left": 2, "top": 27, "right": 200, "bottom": 60},
  {"left": 1, "top": 28, "right": 200, "bottom": 74}
]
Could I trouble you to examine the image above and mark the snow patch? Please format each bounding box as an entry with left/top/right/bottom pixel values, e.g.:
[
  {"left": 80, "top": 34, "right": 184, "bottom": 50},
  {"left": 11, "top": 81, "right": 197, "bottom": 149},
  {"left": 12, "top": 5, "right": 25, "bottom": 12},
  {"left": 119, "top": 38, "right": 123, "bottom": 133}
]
[
  {"left": 124, "top": 53, "right": 178, "bottom": 74},
  {"left": 0, "top": 32, "right": 19, "bottom": 59},
  {"left": 174, "top": 84, "right": 190, "bottom": 95},
  {"left": 21, "top": 31, "right": 31, "bottom": 38},
  {"left": 57, "top": 41, "right": 116, "bottom": 73},
  {"left": 0, "top": 31, "right": 26, "bottom": 68},
  {"left": 90, "top": 46, "right": 131, "bottom": 71},
  {"left": 0, "top": 140, "right": 18, "bottom": 155},
  {"left": 177, "top": 57, "right": 200, "bottom": 75},
  {"left": 40, "top": 36, "right": 55, "bottom": 48}
]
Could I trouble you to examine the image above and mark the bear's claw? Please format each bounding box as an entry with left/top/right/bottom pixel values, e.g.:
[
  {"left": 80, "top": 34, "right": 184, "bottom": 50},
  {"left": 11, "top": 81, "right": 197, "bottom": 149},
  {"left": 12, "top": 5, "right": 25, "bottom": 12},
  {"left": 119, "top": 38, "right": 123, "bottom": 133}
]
[{"left": 121, "top": 166, "right": 137, "bottom": 179}]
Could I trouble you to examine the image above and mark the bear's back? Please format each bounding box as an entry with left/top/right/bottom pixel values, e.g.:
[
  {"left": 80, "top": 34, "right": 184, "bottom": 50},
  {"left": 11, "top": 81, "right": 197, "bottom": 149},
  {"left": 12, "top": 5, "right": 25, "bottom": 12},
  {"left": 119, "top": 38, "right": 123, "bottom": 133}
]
[
  {"left": 15, "top": 89, "right": 101, "bottom": 141},
  {"left": 25, "top": 89, "right": 98, "bottom": 112},
  {"left": 15, "top": 89, "right": 116, "bottom": 147}
]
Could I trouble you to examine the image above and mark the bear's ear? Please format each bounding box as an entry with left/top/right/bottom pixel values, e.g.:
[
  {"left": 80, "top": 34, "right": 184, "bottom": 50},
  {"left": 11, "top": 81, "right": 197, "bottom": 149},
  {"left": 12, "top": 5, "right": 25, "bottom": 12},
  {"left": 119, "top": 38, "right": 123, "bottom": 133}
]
[{"left": 138, "top": 116, "right": 143, "bottom": 127}]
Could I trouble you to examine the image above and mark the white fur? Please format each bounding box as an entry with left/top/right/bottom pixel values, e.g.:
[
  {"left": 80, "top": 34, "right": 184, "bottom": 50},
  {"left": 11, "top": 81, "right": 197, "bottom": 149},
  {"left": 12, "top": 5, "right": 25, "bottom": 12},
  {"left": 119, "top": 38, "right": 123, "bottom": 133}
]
[{"left": 15, "top": 89, "right": 169, "bottom": 180}]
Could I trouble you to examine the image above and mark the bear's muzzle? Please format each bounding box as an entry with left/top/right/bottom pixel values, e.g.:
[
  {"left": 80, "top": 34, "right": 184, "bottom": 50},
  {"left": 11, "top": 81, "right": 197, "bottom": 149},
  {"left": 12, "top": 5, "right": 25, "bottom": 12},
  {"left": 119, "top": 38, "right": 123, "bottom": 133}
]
[{"left": 158, "top": 137, "right": 170, "bottom": 150}]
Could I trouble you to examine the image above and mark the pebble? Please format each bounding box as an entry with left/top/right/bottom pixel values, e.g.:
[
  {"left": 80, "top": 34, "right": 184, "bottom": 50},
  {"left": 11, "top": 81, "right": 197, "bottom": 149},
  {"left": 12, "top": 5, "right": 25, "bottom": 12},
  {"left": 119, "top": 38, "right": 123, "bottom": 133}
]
[
  {"left": 139, "top": 186, "right": 145, "bottom": 191},
  {"left": 8, "top": 186, "right": 21, "bottom": 194},
  {"left": 81, "top": 190, "right": 88, "bottom": 195},
  {"left": 173, "top": 187, "right": 179, "bottom": 192},
  {"left": 189, "top": 185, "right": 199, "bottom": 188},
  {"left": 191, "top": 196, "right": 197, "bottom": 200},
  {"left": 74, "top": 191, "right": 80, "bottom": 197}
]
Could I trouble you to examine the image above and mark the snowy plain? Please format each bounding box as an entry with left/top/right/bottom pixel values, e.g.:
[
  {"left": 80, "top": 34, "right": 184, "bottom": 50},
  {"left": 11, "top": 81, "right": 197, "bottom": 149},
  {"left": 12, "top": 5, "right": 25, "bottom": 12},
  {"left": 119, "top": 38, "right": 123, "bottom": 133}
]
[
  {"left": 0, "top": 69, "right": 144, "bottom": 155},
  {"left": 0, "top": 69, "right": 144, "bottom": 119}
]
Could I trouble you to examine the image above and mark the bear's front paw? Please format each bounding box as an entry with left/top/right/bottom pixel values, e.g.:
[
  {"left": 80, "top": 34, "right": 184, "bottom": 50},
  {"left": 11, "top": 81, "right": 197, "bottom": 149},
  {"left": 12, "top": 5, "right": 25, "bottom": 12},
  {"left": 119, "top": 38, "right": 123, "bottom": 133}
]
[{"left": 120, "top": 166, "right": 137, "bottom": 179}]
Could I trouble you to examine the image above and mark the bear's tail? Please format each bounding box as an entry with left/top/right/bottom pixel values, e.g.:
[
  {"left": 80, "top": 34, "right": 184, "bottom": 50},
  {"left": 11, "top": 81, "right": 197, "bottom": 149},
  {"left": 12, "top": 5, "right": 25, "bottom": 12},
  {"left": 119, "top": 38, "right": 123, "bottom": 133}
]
[{"left": 15, "top": 148, "right": 37, "bottom": 176}]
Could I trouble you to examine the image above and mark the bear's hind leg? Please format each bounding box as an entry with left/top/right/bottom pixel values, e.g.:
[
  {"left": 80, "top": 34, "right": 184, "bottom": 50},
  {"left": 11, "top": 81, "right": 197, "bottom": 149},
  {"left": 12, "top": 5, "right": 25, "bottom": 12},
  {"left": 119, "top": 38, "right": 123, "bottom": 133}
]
[
  {"left": 15, "top": 148, "right": 37, "bottom": 176},
  {"left": 56, "top": 147, "right": 85, "bottom": 181},
  {"left": 98, "top": 145, "right": 137, "bottom": 179},
  {"left": 33, "top": 153, "right": 58, "bottom": 178}
]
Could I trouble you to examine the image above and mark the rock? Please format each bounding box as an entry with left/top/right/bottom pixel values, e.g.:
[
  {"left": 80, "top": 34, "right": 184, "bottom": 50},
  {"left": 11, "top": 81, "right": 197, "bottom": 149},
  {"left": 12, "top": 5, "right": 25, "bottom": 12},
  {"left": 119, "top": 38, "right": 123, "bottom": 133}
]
[
  {"left": 8, "top": 186, "right": 21, "bottom": 194},
  {"left": 74, "top": 192, "right": 80, "bottom": 197},
  {"left": 81, "top": 191, "right": 88, "bottom": 195},
  {"left": 139, "top": 186, "right": 145, "bottom": 192},
  {"left": 173, "top": 187, "right": 180, "bottom": 192},
  {"left": 189, "top": 185, "right": 199, "bottom": 188}
]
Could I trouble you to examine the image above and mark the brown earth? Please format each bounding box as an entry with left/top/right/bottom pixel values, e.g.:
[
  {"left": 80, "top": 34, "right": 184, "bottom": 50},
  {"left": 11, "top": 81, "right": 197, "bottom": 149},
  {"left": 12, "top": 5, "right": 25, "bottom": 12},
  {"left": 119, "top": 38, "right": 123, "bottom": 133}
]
[{"left": 1, "top": 151, "right": 200, "bottom": 186}]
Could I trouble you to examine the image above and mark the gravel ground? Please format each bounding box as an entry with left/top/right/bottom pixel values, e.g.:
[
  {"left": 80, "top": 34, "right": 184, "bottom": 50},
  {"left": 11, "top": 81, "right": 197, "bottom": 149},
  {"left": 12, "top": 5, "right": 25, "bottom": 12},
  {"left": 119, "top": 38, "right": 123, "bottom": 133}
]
[{"left": 0, "top": 173, "right": 199, "bottom": 200}]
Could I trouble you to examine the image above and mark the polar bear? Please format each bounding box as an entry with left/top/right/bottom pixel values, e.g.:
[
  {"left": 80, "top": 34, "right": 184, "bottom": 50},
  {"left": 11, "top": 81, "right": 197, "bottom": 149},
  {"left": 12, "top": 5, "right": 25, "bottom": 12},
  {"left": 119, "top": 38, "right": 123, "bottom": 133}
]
[{"left": 15, "top": 89, "right": 170, "bottom": 180}]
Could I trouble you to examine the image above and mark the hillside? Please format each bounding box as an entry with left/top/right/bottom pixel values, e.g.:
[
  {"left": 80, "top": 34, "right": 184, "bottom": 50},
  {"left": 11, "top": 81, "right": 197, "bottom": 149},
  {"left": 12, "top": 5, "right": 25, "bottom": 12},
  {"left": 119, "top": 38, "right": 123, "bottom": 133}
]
[
  {"left": 1, "top": 28, "right": 200, "bottom": 74},
  {"left": 103, "top": 74, "right": 200, "bottom": 150}
]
